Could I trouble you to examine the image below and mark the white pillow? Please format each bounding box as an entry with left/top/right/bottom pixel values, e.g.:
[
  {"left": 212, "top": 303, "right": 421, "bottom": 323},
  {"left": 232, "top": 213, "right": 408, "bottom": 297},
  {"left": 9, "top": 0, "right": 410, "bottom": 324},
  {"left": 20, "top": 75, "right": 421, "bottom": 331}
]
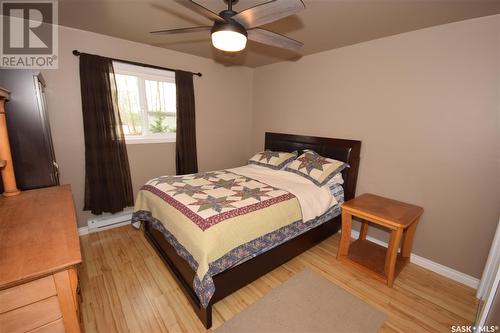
[{"left": 326, "top": 172, "right": 344, "bottom": 187}]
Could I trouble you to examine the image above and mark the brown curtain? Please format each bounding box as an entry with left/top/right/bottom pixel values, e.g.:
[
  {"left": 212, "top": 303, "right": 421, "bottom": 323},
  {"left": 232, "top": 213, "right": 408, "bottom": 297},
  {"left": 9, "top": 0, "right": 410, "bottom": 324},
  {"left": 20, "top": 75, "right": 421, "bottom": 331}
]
[
  {"left": 79, "top": 54, "right": 134, "bottom": 214},
  {"left": 175, "top": 70, "right": 198, "bottom": 175}
]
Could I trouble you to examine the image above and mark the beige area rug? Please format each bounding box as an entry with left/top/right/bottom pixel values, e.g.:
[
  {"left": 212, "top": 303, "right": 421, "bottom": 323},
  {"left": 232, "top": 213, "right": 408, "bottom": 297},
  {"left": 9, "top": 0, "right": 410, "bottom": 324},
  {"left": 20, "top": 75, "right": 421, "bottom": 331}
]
[{"left": 215, "top": 268, "right": 386, "bottom": 333}]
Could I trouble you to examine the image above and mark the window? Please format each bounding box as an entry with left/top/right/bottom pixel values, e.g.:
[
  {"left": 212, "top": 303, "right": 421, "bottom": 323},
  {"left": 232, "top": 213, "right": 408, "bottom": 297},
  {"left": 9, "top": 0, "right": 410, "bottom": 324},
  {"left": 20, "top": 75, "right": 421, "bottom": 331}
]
[{"left": 113, "top": 61, "right": 176, "bottom": 144}]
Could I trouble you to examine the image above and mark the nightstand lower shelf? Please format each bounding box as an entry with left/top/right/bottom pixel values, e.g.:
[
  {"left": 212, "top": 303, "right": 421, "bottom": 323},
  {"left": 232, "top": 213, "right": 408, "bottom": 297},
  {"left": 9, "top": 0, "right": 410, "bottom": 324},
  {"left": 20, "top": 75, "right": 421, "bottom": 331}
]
[
  {"left": 338, "top": 239, "right": 409, "bottom": 284},
  {"left": 337, "top": 193, "right": 423, "bottom": 287}
]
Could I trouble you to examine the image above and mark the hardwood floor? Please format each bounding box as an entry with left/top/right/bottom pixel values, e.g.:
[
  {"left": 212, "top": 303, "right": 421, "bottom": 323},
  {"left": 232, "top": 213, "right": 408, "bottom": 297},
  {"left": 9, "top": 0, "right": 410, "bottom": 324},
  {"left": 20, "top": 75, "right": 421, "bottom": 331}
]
[{"left": 79, "top": 226, "right": 478, "bottom": 332}]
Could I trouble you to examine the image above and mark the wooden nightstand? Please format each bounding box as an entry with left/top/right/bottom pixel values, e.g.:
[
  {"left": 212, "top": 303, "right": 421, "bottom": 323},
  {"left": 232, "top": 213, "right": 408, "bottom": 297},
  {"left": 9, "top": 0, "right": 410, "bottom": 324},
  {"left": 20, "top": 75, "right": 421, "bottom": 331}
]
[{"left": 337, "top": 193, "right": 423, "bottom": 287}]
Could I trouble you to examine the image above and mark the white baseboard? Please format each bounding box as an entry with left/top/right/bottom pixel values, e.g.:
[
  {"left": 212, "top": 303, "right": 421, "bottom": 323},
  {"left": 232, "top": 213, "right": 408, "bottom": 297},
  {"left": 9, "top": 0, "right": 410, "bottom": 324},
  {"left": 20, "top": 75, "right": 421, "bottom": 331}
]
[
  {"left": 348, "top": 229, "right": 480, "bottom": 289},
  {"left": 78, "top": 226, "right": 89, "bottom": 236},
  {"left": 78, "top": 220, "right": 131, "bottom": 236}
]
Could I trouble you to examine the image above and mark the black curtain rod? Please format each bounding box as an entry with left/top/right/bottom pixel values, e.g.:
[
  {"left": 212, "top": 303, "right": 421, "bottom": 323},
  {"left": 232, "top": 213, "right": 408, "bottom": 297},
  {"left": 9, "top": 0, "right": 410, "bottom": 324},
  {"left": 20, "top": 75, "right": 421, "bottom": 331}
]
[{"left": 72, "top": 50, "right": 202, "bottom": 77}]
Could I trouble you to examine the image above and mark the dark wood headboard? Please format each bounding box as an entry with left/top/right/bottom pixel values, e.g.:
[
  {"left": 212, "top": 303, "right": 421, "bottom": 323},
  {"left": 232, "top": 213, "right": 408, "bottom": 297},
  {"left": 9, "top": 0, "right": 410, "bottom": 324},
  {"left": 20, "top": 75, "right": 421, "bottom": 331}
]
[{"left": 264, "top": 132, "right": 361, "bottom": 201}]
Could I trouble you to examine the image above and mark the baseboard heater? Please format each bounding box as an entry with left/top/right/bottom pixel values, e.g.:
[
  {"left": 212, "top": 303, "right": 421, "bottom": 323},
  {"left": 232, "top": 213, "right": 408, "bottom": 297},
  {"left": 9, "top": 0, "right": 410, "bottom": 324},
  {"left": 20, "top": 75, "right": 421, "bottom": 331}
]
[{"left": 87, "top": 208, "right": 133, "bottom": 233}]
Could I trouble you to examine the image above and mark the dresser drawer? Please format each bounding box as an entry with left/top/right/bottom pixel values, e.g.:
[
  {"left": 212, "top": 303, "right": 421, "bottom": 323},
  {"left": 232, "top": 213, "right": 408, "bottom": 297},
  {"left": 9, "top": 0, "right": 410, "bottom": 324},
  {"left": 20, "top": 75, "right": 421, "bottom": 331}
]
[
  {"left": 0, "top": 186, "right": 82, "bottom": 333},
  {"left": 0, "top": 276, "right": 57, "bottom": 313},
  {"left": 30, "top": 318, "right": 65, "bottom": 333},
  {"left": 0, "top": 296, "right": 61, "bottom": 333}
]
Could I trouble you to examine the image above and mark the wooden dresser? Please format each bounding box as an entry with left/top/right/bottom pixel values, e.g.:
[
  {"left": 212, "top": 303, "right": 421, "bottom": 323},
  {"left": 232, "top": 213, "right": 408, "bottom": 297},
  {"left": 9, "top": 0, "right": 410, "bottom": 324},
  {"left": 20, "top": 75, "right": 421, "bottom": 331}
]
[{"left": 0, "top": 185, "right": 82, "bottom": 333}]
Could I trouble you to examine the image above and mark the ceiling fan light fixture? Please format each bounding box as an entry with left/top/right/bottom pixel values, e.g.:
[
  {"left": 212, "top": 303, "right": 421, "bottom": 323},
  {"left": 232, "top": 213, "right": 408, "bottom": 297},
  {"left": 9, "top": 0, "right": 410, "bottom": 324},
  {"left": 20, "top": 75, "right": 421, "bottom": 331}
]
[
  {"left": 151, "top": 0, "right": 305, "bottom": 53},
  {"left": 211, "top": 21, "right": 247, "bottom": 52}
]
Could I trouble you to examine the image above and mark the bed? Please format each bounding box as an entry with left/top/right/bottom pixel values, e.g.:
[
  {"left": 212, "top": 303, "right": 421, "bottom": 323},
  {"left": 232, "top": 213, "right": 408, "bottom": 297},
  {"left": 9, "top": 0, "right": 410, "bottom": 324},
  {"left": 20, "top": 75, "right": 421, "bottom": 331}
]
[{"left": 133, "top": 132, "right": 361, "bottom": 328}]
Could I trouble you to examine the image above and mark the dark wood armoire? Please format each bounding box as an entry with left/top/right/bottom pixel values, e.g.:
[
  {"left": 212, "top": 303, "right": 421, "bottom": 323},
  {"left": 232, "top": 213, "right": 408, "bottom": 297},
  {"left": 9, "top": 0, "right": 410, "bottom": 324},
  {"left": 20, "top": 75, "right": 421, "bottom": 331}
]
[{"left": 0, "top": 70, "right": 59, "bottom": 192}]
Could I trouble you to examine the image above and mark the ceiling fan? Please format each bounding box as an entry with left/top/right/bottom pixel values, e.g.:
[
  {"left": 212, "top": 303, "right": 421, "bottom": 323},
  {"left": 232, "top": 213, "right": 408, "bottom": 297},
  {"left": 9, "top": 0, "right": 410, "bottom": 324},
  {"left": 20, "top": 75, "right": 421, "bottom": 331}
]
[{"left": 151, "top": 0, "right": 305, "bottom": 52}]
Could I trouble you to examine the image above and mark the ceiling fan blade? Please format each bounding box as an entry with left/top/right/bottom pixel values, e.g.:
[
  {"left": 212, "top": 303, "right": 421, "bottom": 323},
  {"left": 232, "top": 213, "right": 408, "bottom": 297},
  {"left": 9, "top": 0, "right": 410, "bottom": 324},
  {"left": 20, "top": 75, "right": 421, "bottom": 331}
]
[
  {"left": 150, "top": 26, "right": 212, "bottom": 35},
  {"left": 173, "top": 0, "right": 224, "bottom": 22},
  {"left": 247, "top": 28, "right": 303, "bottom": 50},
  {"left": 232, "top": 0, "right": 305, "bottom": 29}
]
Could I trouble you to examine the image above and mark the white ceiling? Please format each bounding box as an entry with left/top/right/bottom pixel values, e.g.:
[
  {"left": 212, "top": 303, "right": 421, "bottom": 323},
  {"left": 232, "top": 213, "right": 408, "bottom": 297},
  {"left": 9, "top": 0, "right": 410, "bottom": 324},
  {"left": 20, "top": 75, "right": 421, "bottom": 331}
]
[{"left": 58, "top": 0, "right": 500, "bottom": 67}]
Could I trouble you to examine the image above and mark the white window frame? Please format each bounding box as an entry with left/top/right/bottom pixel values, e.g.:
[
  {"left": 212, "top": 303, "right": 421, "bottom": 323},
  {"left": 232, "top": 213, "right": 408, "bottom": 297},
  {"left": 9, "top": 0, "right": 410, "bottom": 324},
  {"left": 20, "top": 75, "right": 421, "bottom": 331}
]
[{"left": 113, "top": 61, "right": 176, "bottom": 144}]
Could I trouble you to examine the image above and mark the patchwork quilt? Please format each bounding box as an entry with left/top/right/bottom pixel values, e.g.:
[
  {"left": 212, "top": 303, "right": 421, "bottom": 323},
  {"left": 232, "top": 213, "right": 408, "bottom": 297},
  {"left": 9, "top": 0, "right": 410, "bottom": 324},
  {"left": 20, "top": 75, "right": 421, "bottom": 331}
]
[{"left": 133, "top": 167, "right": 341, "bottom": 307}]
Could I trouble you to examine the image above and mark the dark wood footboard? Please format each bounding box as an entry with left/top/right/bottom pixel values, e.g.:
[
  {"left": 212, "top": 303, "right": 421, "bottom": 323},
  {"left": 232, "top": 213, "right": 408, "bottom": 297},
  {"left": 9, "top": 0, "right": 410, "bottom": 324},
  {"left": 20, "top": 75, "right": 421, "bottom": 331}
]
[
  {"left": 144, "top": 216, "right": 341, "bottom": 329},
  {"left": 144, "top": 223, "right": 211, "bottom": 326}
]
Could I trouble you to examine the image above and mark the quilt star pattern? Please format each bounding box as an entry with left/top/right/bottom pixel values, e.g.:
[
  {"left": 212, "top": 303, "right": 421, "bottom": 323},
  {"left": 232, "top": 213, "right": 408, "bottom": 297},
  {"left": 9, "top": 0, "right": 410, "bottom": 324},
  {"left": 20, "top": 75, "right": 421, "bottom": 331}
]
[
  {"left": 285, "top": 150, "right": 348, "bottom": 186},
  {"left": 247, "top": 150, "right": 298, "bottom": 170},
  {"left": 296, "top": 152, "right": 331, "bottom": 174},
  {"left": 256, "top": 150, "right": 281, "bottom": 163},
  {"left": 141, "top": 170, "right": 295, "bottom": 231}
]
